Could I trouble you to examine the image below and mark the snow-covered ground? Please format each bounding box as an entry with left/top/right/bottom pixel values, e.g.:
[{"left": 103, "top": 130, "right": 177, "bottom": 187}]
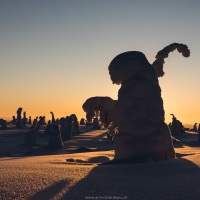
[{"left": 1, "top": 127, "right": 200, "bottom": 200}]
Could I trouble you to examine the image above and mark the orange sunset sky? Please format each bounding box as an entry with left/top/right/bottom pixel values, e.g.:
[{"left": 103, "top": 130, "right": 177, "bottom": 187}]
[{"left": 1, "top": 1, "right": 200, "bottom": 127}]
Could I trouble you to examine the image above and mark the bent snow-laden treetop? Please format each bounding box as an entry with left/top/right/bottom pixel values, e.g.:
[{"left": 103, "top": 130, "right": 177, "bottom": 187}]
[{"left": 152, "top": 43, "right": 190, "bottom": 77}]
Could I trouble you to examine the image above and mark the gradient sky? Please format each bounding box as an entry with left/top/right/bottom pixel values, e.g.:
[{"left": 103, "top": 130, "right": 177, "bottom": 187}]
[{"left": 0, "top": 0, "right": 200, "bottom": 126}]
